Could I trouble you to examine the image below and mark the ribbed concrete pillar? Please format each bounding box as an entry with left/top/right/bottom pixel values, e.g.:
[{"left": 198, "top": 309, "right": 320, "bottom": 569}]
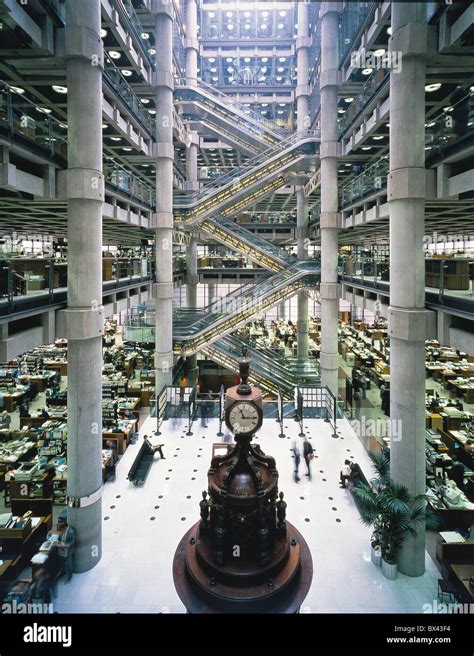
[
  {"left": 208, "top": 282, "right": 216, "bottom": 307},
  {"left": 296, "top": 1, "right": 310, "bottom": 359},
  {"left": 388, "top": 2, "right": 427, "bottom": 577},
  {"left": 185, "top": 0, "right": 199, "bottom": 84},
  {"left": 153, "top": 1, "right": 174, "bottom": 392},
  {"left": 319, "top": 3, "right": 340, "bottom": 395},
  {"left": 297, "top": 189, "right": 309, "bottom": 358},
  {"left": 185, "top": 131, "right": 199, "bottom": 193},
  {"left": 64, "top": 0, "right": 104, "bottom": 572},
  {"left": 186, "top": 236, "right": 199, "bottom": 383}
]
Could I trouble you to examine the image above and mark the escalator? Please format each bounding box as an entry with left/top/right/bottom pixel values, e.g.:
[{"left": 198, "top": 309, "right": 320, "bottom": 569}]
[
  {"left": 173, "top": 261, "right": 320, "bottom": 355},
  {"left": 174, "top": 131, "right": 319, "bottom": 224},
  {"left": 175, "top": 78, "right": 290, "bottom": 153},
  {"left": 199, "top": 215, "right": 294, "bottom": 273},
  {"left": 201, "top": 334, "right": 320, "bottom": 399}
]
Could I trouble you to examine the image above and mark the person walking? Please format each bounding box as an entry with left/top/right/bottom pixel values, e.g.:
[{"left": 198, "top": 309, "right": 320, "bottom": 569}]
[
  {"left": 353, "top": 388, "right": 362, "bottom": 420},
  {"left": 303, "top": 436, "right": 314, "bottom": 479},
  {"left": 47, "top": 516, "right": 76, "bottom": 583},
  {"left": 292, "top": 440, "right": 301, "bottom": 483},
  {"left": 201, "top": 390, "right": 213, "bottom": 428}
]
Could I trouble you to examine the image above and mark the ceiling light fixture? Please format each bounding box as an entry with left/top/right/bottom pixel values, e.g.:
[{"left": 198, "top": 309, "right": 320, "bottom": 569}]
[
  {"left": 52, "top": 85, "right": 68, "bottom": 94},
  {"left": 108, "top": 50, "right": 121, "bottom": 59},
  {"left": 425, "top": 83, "right": 441, "bottom": 92}
]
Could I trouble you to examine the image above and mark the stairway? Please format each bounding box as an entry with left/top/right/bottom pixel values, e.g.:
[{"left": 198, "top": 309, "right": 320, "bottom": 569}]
[
  {"left": 175, "top": 78, "right": 290, "bottom": 153},
  {"left": 201, "top": 334, "right": 320, "bottom": 398},
  {"left": 174, "top": 131, "right": 318, "bottom": 224},
  {"left": 173, "top": 261, "right": 320, "bottom": 355}
]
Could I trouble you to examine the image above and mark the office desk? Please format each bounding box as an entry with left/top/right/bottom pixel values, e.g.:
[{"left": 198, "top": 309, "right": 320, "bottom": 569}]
[
  {"left": 43, "top": 361, "right": 67, "bottom": 376},
  {"left": 450, "top": 564, "right": 474, "bottom": 602},
  {"left": 20, "top": 416, "right": 48, "bottom": 429}
]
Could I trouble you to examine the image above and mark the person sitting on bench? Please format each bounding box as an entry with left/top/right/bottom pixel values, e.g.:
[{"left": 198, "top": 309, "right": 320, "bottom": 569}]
[
  {"left": 143, "top": 435, "right": 165, "bottom": 459},
  {"left": 339, "top": 460, "right": 352, "bottom": 489}
]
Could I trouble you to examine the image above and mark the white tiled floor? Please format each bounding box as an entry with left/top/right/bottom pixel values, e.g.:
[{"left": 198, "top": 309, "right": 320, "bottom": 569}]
[{"left": 53, "top": 413, "right": 440, "bottom": 614}]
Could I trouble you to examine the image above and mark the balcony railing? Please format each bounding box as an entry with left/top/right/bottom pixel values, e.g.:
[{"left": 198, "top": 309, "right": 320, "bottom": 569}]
[
  {"left": 338, "top": 1, "right": 375, "bottom": 66},
  {"left": 103, "top": 55, "right": 154, "bottom": 136},
  {"left": 119, "top": 0, "right": 155, "bottom": 69},
  {"left": 0, "top": 82, "right": 67, "bottom": 159},
  {"left": 425, "top": 90, "right": 474, "bottom": 158},
  {"left": 104, "top": 159, "right": 155, "bottom": 207},
  {"left": 340, "top": 156, "right": 389, "bottom": 208},
  {"left": 337, "top": 68, "right": 389, "bottom": 137}
]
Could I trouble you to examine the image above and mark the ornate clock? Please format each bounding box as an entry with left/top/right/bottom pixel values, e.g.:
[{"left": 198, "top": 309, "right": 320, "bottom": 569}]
[
  {"left": 172, "top": 351, "right": 313, "bottom": 613},
  {"left": 224, "top": 353, "right": 263, "bottom": 437}
]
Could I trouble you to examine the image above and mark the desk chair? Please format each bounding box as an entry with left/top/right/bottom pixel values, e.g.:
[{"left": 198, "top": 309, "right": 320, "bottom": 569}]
[{"left": 437, "top": 578, "right": 458, "bottom": 605}]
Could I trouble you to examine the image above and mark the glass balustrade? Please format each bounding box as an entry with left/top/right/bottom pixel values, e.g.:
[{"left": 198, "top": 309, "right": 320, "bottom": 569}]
[
  {"left": 0, "top": 83, "right": 67, "bottom": 159},
  {"left": 120, "top": 0, "right": 155, "bottom": 68},
  {"left": 337, "top": 68, "right": 389, "bottom": 137},
  {"left": 0, "top": 257, "right": 151, "bottom": 304},
  {"left": 103, "top": 56, "right": 154, "bottom": 135},
  {"left": 340, "top": 156, "right": 389, "bottom": 207},
  {"left": 203, "top": 216, "right": 294, "bottom": 269},
  {"left": 104, "top": 159, "right": 155, "bottom": 207},
  {"left": 338, "top": 1, "right": 374, "bottom": 66},
  {"left": 425, "top": 91, "right": 474, "bottom": 157},
  {"left": 175, "top": 77, "right": 291, "bottom": 137},
  {"left": 174, "top": 131, "right": 319, "bottom": 211}
]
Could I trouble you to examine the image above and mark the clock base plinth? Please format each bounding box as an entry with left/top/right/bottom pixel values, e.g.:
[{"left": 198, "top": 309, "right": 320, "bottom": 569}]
[{"left": 173, "top": 521, "right": 312, "bottom": 614}]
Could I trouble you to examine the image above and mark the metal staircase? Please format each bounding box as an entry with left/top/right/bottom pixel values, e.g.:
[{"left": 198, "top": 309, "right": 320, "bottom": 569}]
[
  {"left": 199, "top": 215, "right": 294, "bottom": 273},
  {"left": 175, "top": 78, "right": 290, "bottom": 153},
  {"left": 174, "top": 131, "right": 319, "bottom": 224},
  {"left": 201, "top": 334, "right": 320, "bottom": 398},
  {"left": 173, "top": 261, "right": 321, "bottom": 355}
]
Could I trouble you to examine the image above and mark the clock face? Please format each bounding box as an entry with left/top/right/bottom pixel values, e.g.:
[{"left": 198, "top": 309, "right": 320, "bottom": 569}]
[{"left": 228, "top": 402, "right": 261, "bottom": 435}]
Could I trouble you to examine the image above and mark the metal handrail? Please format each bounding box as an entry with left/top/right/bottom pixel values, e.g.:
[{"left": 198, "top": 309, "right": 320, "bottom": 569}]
[
  {"left": 175, "top": 76, "right": 291, "bottom": 137},
  {"left": 174, "top": 130, "right": 319, "bottom": 207},
  {"left": 103, "top": 55, "right": 154, "bottom": 135}
]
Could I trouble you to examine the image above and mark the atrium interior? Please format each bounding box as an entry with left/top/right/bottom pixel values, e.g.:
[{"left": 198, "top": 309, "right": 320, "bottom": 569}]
[{"left": 0, "top": 0, "right": 473, "bottom": 619}]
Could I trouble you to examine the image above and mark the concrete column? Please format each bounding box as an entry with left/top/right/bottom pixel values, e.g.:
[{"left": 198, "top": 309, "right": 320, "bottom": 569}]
[
  {"left": 185, "top": 131, "right": 199, "bottom": 193},
  {"left": 64, "top": 0, "right": 104, "bottom": 572},
  {"left": 153, "top": 0, "right": 174, "bottom": 392},
  {"left": 437, "top": 309, "right": 452, "bottom": 345},
  {"left": 297, "top": 189, "right": 309, "bottom": 358},
  {"left": 41, "top": 310, "right": 55, "bottom": 344},
  {"left": 186, "top": 237, "right": 199, "bottom": 383},
  {"left": 319, "top": 3, "right": 340, "bottom": 395},
  {"left": 388, "top": 2, "right": 428, "bottom": 577},
  {"left": 295, "top": 1, "right": 310, "bottom": 360},
  {"left": 208, "top": 282, "right": 216, "bottom": 307},
  {"left": 279, "top": 301, "right": 286, "bottom": 321},
  {"left": 296, "top": 1, "right": 311, "bottom": 132},
  {"left": 185, "top": 0, "right": 199, "bottom": 84}
]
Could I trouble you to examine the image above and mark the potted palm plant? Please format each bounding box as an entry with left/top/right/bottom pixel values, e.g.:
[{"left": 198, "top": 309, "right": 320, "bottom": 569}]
[
  {"left": 352, "top": 452, "right": 389, "bottom": 567},
  {"left": 353, "top": 452, "right": 439, "bottom": 579}
]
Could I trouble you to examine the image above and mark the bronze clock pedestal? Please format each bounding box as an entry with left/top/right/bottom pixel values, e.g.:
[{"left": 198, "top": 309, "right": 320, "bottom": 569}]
[{"left": 173, "top": 357, "right": 313, "bottom": 613}]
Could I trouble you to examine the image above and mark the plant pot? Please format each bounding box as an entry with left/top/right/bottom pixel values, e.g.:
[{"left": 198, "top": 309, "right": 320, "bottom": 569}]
[
  {"left": 381, "top": 558, "right": 397, "bottom": 580},
  {"left": 371, "top": 544, "right": 382, "bottom": 567}
]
